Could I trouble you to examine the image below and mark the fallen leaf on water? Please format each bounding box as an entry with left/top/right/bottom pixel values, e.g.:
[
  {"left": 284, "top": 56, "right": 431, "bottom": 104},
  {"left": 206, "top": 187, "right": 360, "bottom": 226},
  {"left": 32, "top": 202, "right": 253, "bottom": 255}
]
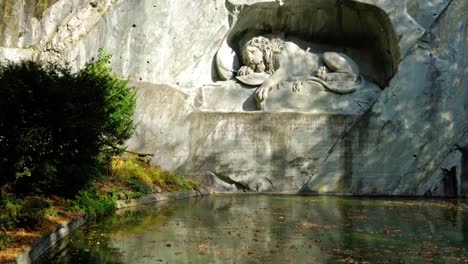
[
  {"left": 383, "top": 227, "right": 389, "bottom": 234},
  {"left": 198, "top": 244, "right": 209, "bottom": 255}
]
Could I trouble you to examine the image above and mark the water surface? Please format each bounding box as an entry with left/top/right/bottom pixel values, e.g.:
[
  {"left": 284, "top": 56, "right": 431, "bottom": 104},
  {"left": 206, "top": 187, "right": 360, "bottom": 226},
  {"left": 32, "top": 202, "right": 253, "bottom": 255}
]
[{"left": 35, "top": 195, "right": 468, "bottom": 263}]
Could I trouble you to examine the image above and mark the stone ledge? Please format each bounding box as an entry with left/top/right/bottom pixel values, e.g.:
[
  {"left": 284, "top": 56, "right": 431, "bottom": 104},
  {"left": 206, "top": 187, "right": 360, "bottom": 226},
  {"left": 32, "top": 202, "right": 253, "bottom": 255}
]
[
  {"left": 13, "top": 189, "right": 212, "bottom": 264},
  {"left": 116, "top": 189, "right": 212, "bottom": 209},
  {"left": 197, "top": 81, "right": 381, "bottom": 114},
  {"left": 14, "top": 215, "right": 88, "bottom": 264}
]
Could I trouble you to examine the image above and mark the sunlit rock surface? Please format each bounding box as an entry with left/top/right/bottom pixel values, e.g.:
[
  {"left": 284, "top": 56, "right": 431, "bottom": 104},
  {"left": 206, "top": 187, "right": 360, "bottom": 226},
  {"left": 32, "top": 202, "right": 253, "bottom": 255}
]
[{"left": 0, "top": 0, "right": 466, "bottom": 196}]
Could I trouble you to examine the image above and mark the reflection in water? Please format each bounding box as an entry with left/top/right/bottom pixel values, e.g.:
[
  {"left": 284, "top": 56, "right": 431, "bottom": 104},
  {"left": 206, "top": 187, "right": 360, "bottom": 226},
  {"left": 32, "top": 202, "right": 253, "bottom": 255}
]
[{"left": 35, "top": 195, "right": 468, "bottom": 263}]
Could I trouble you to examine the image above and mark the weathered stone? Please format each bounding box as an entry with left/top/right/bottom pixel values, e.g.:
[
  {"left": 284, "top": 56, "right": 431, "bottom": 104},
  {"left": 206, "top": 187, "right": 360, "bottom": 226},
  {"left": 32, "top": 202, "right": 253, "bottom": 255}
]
[
  {"left": 406, "top": 0, "right": 450, "bottom": 29},
  {"left": 0, "top": 0, "right": 465, "bottom": 196},
  {"left": 0, "top": 0, "right": 419, "bottom": 86},
  {"left": 180, "top": 112, "right": 359, "bottom": 192},
  {"left": 306, "top": 0, "right": 467, "bottom": 195},
  {"left": 195, "top": 82, "right": 257, "bottom": 112},
  {"left": 263, "top": 81, "right": 381, "bottom": 114},
  {"left": 115, "top": 190, "right": 211, "bottom": 209},
  {"left": 125, "top": 81, "right": 195, "bottom": 171},
  {"left": 197, "top": 81, "right": 381, "bottom": 113},
  {"left": 0, "top": 47, "right": 34, "bottom": 63},
  {"left": 425, "top": 150, "right": 462, "bottom": 197},
  {"left": 152, "top": 186, "right": 162, "bottom": 193},
  {"left": 215, "top": 38, "right": 240, "bottom": 80},
  {"left": 14, "top": 215, "right": 87, "bottom": 264}
]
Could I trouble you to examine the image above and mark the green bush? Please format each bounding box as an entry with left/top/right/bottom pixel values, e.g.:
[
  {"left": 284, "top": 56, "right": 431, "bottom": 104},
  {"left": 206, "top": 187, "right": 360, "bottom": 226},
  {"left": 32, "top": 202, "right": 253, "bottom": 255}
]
[
  {"left": 125, "top": 177, "right": 152, "bottom": 195},
  {"left": 68, "top": 187, "right": 118, "bottom": 217},
  {"left": 0, "top": 50, "right": 136, "bottom": 195}
]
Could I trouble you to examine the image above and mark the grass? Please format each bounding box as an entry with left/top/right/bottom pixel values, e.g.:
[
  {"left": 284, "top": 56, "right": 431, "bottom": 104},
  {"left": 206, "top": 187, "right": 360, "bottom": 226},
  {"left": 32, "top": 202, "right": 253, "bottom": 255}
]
[{"left": 109, "top": 156, "right": 200, "bottom": 192}]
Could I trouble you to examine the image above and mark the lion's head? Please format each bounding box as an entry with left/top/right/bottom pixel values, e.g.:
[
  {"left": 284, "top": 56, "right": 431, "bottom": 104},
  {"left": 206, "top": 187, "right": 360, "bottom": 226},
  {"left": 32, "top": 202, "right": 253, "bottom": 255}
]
[{"left": 241, "top": 36, "right": 282, "bottom": 75}]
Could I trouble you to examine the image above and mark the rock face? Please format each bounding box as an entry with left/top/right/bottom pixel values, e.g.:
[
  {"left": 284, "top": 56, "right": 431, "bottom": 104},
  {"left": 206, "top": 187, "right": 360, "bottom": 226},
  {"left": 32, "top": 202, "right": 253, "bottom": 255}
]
[{"left": 0, "top": 0, "right": 466, "bottom": 196}]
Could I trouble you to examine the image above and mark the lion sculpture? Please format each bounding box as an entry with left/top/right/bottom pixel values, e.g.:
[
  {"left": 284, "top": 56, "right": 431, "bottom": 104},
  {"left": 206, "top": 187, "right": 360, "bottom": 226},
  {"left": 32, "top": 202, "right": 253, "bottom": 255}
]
[{"left": 235, "top": 36, "right": 365, "bottom": 110}]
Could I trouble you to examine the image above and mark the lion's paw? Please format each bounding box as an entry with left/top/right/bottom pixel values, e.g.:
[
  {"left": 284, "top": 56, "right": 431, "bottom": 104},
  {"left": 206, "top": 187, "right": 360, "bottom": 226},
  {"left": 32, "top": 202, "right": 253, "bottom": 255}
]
[
  {"left": 256, "top": 86, "right": 270, "bottom": 102},
  {"left": 237, "top": 66, "right": 252, "bottom": 76},
  {"left": 317, "top": 66, "right": 328, "bottom": 81},
  {"left": 292, "top": 79, "right": 303, "bottom": 92}
]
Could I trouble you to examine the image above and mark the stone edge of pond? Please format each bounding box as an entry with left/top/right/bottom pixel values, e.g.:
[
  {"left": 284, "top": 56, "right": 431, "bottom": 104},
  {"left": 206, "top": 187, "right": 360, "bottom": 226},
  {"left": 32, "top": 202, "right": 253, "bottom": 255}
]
[
  {"left": 115, "top": 189, "right": 212, "bottom": 209},
  {"left": 13, "top": 214, "right": 88, "bottom": 264},
  {"left": 12, "top": 189, "right": 212, "bottom": 264},
  {"left": 213, "top": 191, "right": 468, "bottom": 198}
]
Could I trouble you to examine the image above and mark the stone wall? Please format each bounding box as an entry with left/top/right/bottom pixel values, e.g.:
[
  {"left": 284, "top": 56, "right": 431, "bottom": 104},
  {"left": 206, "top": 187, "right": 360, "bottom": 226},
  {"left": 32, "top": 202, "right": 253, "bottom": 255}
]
[
  {"left": 0, "top": 0, "right": 466, "bottom": 196},
  {"left": 0, "top": 0, "right": 422, "bottom": 85},
  {"left": 0, "top": 0, "right": 59, "bottom": 47},
  {"left": 310, "top": 0, "right": 467, "bottom": 195}
]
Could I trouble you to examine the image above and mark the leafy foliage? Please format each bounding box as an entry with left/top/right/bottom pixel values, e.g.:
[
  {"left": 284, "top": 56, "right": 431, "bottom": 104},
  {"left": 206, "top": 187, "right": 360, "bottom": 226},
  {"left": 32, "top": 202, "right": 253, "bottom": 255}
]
[
  {"left": 0, "top": 50, "right": 136, "bottom": 195},
  {"left": 0, "top": 191, "right": 51, "bottom": 230},
  {"left": 67, "top": 187, "right": 118, "bottom": 217},
  {"left": 0, "top": 228, "right": 16, "bottom": 251}
]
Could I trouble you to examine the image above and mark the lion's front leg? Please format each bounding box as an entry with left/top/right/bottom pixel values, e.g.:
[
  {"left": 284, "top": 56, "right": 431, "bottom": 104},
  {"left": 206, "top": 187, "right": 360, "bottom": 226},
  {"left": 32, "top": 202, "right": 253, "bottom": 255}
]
[
  {"left": 255, "top": 82, "right": 273, "bottom": 110},
  {"left": 255, "top": 68, "right": 287, "bottom": 110}
]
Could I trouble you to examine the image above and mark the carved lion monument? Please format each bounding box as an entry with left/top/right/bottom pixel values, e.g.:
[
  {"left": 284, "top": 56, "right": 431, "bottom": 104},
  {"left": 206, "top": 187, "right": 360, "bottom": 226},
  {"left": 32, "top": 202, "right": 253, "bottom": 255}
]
[{"left": 234, "top": 36, "right": 365, "bottom": 110}]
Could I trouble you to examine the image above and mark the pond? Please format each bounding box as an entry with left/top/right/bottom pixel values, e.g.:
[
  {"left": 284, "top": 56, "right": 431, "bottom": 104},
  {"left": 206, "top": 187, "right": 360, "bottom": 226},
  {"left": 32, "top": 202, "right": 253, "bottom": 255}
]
[{"left": 35, "top": 194, "right": 468, "bottom": 263}]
